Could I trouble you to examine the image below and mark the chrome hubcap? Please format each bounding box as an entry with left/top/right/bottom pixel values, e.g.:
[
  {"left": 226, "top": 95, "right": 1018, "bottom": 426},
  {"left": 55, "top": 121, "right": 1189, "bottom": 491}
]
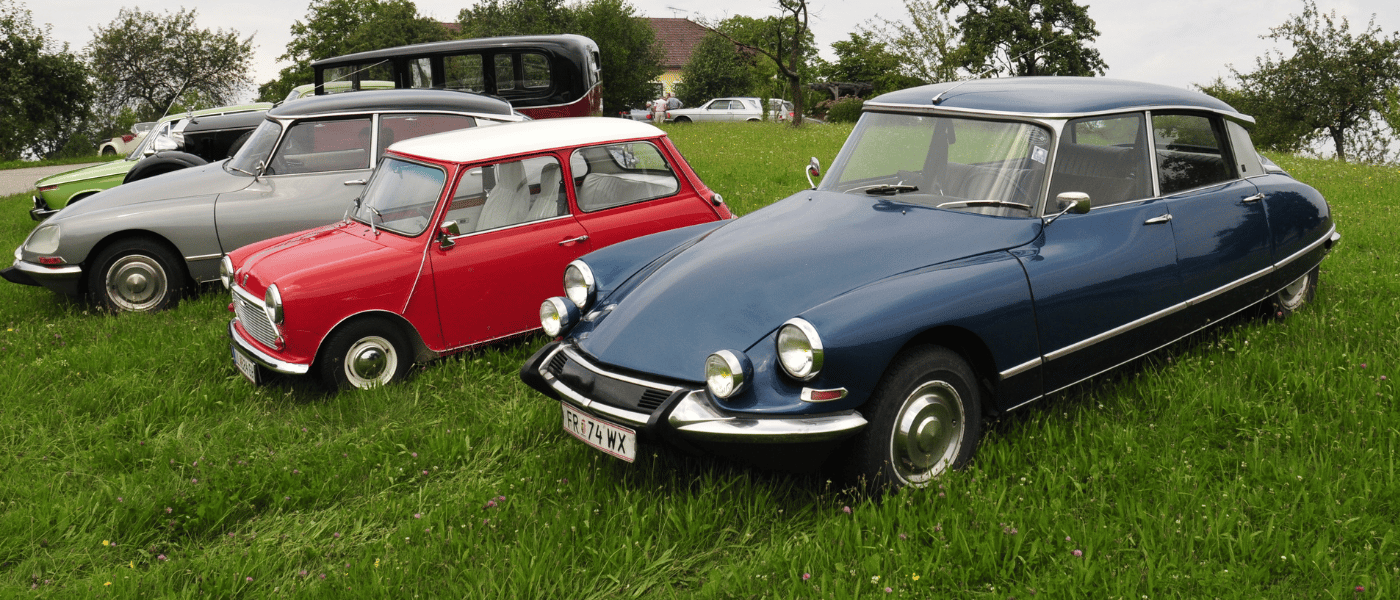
[
  {"left": 344, "top": 336, "right": 397, "bottom": 389},
  {"left": 1278, "top": 272, "right": 1310, "bottom": 311},
  {"left": 890, "top": 380, "right": 964, "bottom": 486},
  {"left": 105, "top": 255, "right": 167, "bottom": 312}
]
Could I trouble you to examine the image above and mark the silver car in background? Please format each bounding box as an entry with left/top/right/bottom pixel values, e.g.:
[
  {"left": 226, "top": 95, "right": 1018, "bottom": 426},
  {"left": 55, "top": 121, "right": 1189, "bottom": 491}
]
[
  {"left": 665, "top": 97, "right": 764, "bottom": 123},
  {"left": 4, "top": 90, "right": 526, "bottom": 312}
]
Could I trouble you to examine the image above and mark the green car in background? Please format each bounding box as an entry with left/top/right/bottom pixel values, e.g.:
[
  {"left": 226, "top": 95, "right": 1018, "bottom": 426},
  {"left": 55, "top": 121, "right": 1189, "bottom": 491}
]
[{"left": 30, "top": 103, "right": 272, "bottom": 221}]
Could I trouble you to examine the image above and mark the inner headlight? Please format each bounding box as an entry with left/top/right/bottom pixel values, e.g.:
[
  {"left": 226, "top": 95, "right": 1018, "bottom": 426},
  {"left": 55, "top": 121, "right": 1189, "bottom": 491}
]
[
  {"left": 25, "top": 225, "right": 61, "bottom": 255},
  {"left": 539, "top": 296, "right": 578, "bottom": 337},
  {"left": 776, "top": 318, "right": 823, "bottom": 380},
  {"left": 264, "top": 284, "right": 284, "bottom": 326},
  {"left": 219, "top": 255, "right": 234, "bottom": 289},
  {"left": 705, "top": 350, "right": 749, "bottom": 399},
  {"left": 563, "top": 260, "right": 596, "bottom": 309}
]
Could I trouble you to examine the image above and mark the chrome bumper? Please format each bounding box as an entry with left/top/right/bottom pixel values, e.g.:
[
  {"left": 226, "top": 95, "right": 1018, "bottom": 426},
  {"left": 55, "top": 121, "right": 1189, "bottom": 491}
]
[
  {"left": 228, "top": 319, "right": 310, "bottom": 375},
  {"left": 5, "top": 258, "right": 83, "bottom": 295}
]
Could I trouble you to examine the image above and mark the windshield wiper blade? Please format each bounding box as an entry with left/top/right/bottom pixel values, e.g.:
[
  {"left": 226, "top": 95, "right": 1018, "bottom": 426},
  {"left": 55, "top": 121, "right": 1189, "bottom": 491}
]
[
  {"left": 863, "top": 184, "right": 919, "bottom": 196},
  {"left": 367, "top": 207, "right": 382, "bottom": 237},
  {"left": 935, "top": 199, "right": 1032, "bottom": 211}
]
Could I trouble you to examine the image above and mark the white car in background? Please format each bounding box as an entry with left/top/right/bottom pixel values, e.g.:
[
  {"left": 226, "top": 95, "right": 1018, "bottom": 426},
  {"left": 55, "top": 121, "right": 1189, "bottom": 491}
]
[
  {"left": 665, "top": 97, "right": 764, "bottom": 123},
  {"left": 98, "top": 122, "right": 155, "bottom": 156}
]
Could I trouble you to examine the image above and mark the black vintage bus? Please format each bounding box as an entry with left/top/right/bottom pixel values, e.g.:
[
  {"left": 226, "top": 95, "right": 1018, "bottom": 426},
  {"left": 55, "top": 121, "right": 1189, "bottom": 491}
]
[{"left": 310, "top": 35, "right": 602, "bottom": 120}]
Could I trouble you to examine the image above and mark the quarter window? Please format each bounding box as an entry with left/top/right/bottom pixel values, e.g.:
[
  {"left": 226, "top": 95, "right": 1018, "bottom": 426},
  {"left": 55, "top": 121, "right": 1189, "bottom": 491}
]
[
  {"left": 570, "top": 142, "right": 679, "bottom": 212},
  {"left": 1153, "top": 112, "right": 1235, "bottom": 194},
  {"left": 1049, "top": 114, "right": 1153, "bottom": 207}
]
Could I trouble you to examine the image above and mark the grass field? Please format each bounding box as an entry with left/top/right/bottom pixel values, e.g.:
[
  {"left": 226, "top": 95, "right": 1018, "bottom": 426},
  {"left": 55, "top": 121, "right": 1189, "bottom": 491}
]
[{"left": 0, "top": 121, "right": 1396, "bottom": 598}]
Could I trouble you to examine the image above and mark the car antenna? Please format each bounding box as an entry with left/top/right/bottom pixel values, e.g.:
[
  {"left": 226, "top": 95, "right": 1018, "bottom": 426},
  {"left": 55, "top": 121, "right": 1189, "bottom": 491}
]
[{"left": 931, "top": 40, "right": 1053, "bottom": 105}]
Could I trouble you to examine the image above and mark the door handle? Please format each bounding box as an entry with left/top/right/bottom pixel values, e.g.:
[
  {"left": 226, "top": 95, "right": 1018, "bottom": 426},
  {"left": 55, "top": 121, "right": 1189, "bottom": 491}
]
[
  {"left": 1144, "top": 214, "right": 1173, "bottom": 225},
  {"left": 343, "top": 179, "right": 368, "bottom": 186},
  {"left": 1242, "top": 193, "right": 1264, "bottom": 203},
  {"left": 558, "top": 235, "right": 589, "bottom": 246}
]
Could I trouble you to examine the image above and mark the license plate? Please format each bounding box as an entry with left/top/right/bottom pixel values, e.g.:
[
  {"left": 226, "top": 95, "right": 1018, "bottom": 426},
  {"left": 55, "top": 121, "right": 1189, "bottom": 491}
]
[
  {"left": 561, "top": 402, "right": 636, "bottom": 462},
  {"left": 231, "top": 345, "right": 261, "bottom": 385}
]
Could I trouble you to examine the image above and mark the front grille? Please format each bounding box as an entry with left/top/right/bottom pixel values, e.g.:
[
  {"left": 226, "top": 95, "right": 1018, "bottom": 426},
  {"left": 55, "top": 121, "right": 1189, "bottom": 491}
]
[
  {"left": 233, "top": 288, "right": 278, "bottom": 348},
  {"left": 549, "top": 347, "right": 683, "bottom": 415}
]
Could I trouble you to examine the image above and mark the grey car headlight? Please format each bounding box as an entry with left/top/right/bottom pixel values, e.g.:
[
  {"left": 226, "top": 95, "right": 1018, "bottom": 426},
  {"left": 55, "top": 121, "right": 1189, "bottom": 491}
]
[
  {"left": 264, "top": 284, "right": 284, "bottom": 326},
  {"left": 25, "top": 225, "right": 61, "bottom": 255},
  {"left": 219, "top": 255, "right": 234, "bottom": 289},
  {"left": 540, "top": 296, "right": 579, "bottom": 337},
  {"left": 705, "top": 349, "right": 751, "bottom": 399},
  {"left": 776, "top": 318, "right": 823, "bottom": 380},
  {"left": 563, "top": 260, "right": 596, "bottom": 309}
]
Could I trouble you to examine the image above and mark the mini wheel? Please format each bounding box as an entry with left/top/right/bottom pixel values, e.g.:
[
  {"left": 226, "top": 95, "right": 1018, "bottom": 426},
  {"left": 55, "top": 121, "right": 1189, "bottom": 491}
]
[
  {"left": 87, "top": 238, "right": 187, "bottom": 312},
  {"left": 318, "top": 318, "right": 411, "bottom": 390},
  {"left": 845, "top": 345, "right": 982, "bottom": 491}
]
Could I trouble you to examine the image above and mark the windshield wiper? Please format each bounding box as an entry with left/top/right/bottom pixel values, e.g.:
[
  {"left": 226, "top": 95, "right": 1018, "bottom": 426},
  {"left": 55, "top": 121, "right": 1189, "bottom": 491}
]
[
  {"left": 228, "top": 164, "right": 256, "bottom": 177},
  {"left": 935, "top": 199, "right": 1032, "bottom": 212},
  {"left": 862, "top": 184, "right": 919, "bottom": 196}
]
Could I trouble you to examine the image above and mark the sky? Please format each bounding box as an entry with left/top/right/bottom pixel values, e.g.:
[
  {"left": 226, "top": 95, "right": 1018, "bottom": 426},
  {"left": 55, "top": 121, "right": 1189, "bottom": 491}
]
[{"left": 20, "top": 0, "right": 1400, "bottom": 104}]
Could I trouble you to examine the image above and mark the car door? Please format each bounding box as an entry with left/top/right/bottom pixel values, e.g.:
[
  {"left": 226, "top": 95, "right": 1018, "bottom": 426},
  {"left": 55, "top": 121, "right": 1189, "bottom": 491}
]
[
  {"left": 430, "top": 154, "right": 593, "bottom": 349},
  {"left": 1021, "top": 113, "right": 1185, "bottom": 393},
  {"left": 1151, "top": 112, "right": 1273, "bottom": 328},
  {"left": 704, "top": 100, "right": 730, "bottom": 122},
  {"left": 567, "top": 140, "right": 715, "bottom": 249}
]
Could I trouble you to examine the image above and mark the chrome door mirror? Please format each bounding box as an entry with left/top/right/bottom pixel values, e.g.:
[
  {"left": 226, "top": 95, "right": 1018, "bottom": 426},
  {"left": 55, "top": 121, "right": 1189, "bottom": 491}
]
[
  {"left": 438, "top": 220, "right": 461, "bottom": 250},
  {"left": 806, "top": 157, "right": 821, "bottom": 189},
  {"left": 1044, "top": 192, "right": 1091, "bottom": 226}
]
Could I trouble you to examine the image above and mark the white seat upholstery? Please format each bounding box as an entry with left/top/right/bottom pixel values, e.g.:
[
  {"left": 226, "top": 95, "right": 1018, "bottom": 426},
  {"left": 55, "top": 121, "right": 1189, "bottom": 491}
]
[
  {"left": 528, "top": 162, "right": 565, "bottom": 221},
  {"left": 577, "top": 172, "right": 677, "bottom": 212},
  {"left": 476, "top": 161, "right": 531, "bottom": 231}
]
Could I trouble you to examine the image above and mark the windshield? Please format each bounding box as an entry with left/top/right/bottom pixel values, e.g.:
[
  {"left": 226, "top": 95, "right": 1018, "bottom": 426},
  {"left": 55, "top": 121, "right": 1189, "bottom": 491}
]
[
  {"left": 226, "top": 120, "right": 283, "bottom": 175},
  {"left": 822, "top": 112, "right": 1051, "bottom": 216},
  {"left": 126, "top": 120, "right": 175, "bottom": 160},
  {"left": 351, "top": 158, "right": 446, "bottom": 236}
]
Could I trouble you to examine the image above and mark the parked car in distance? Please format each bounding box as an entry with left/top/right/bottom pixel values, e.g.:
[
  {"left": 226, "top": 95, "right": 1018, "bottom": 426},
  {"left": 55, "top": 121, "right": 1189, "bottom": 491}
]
[
  {"left": 225, "top": 118, "right": 733, "bottom": 390},
  {"left": 98, "top": 122, "right": 154, "bottom": 156},
  {"left": 29, "top": 104, "right": 272, "bottom": 221},
  {"left": 665, "top": 97, "right": 763, "bottom": 123},
  {"left": 520, "top": 77, "right": 1340, "bottom": 490},
  {"left": 4, "top": 90, "right": 525, "bottom": 313},
  {"left": 767, "top": 99, "right": 795, "bottom": 122}
]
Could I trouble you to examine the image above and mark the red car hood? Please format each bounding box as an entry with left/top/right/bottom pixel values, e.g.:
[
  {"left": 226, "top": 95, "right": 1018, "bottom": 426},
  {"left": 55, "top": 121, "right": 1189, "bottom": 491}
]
[{"left": 233, "top": 223, "right": 402, "bottom": 297}]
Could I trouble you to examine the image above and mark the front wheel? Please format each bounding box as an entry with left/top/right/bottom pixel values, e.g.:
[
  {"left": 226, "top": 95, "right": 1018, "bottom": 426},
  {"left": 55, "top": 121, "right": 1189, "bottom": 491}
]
[
  {"left": 673, "top": 116, "right": 691, "bottom": 123},
  {"left": 1268, "top": 265, "right": 1318, "bottom": 319},
  {"left": 87, "top": 238, "right": 187, "bottom": 312},
  {"left": 844, "top": 345, "right": 982, "bottom": 491},
  {"left": 318, "top": 318, "right": 411, "bottom": 390}
]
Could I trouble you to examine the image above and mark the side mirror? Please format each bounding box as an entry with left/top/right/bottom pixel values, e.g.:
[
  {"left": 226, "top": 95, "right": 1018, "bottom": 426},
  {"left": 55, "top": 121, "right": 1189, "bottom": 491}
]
[
  {"left": 806, "top": 157, "right": 821, "bottom": 189},
  {"left": 438, "top": 220, "right": 461, "bottom": 250},
  {"left": 1044, "top": 192, "right": 1091, "bottom": 226}
]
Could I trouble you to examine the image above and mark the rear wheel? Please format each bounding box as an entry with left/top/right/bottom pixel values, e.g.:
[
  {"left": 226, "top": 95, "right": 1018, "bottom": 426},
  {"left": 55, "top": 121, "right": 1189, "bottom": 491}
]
[
  {"left": 318, "top": 318, "right": 411, "bottom": 390},
  {"left": 87, "top": 238, "right": 187, "bottom": 312},
  {"left": 845, "top": 345, "right": 982, "bottom": 491},
  {"left": 1268, "top": 265, "right": 1318, "bottom": 319},
  {"left": 101, "top": 147, "right": 117, "bottom": 156},
  {"left": 673, "top": 116, "right": 691, "bottom": 123}
]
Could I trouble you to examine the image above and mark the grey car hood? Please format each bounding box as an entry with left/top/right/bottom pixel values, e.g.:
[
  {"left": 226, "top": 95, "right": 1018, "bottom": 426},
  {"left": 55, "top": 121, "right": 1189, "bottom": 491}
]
[{"left": 48, "top": 162, "right": 252, "bottom": 224}]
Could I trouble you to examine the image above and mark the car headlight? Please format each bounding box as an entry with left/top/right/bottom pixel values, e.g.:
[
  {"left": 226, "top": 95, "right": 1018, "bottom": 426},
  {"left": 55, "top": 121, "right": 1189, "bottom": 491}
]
[
  {"left": 219, "top": 255, "right": 234, "bottom": 289},
  {"left": 705, "top": 349, "right": 751, "bottom": 399},
  {"left": 563, "top": 260, "right": 595, "bottom": 309},
  {"left": 539, "top": 296, "right": 579, "bottom": 337},
  {"left": 776, "top": 318, "right": 823, "bottom": 380},
  {"left": 25, "top": 225, "right": 61, "bottom": 255},
  {"left": 264, "top": 284, "right": 284, "bottom": 326}
]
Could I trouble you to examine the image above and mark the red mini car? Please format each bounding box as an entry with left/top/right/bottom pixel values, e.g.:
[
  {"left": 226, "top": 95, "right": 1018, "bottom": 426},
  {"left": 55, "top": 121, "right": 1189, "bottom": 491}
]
[{"left": 225, "top": 118, "right": 732, "bottom": 389}]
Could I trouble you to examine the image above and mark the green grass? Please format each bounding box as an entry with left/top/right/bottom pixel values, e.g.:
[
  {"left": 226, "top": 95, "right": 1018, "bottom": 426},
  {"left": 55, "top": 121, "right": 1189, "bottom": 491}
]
[{"left": 1, "top": 123, "right": 1396, "bottom": 598}]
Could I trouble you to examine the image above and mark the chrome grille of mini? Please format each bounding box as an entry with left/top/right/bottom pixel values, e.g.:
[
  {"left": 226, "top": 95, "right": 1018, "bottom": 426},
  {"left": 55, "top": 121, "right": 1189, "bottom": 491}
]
[{"left": 233, "top": 287, "right": 278, "bottom": 348}]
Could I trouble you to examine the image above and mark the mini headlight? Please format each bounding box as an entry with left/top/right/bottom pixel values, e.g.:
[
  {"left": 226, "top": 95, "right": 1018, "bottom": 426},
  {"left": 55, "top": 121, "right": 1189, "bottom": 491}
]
[
  {"left": 539, "top": 296, "right": 578, "bottom": 337},
  {"left": 776, "top": 318, "right": 823, "bottom": 380},
  {"left": 219, "top": 255, "right": 234, "bottom": 289},
  {"left": 705, "top": 350, "right": 749, "bottom": 399},
  {"left": 563, "top": 260, "right": 595, "bottom": 309},
  {"left": 25, "top": 225, "right": 61, "bottom": 255},
  {"left": 264, "top": 284, "right": 283, "bottom": 326}
]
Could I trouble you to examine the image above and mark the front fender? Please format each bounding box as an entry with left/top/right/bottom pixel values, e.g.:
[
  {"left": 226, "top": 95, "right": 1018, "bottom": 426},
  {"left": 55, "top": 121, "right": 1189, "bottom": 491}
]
[{"left": 37, "top": 195, "right": 218, "bottom": 267}]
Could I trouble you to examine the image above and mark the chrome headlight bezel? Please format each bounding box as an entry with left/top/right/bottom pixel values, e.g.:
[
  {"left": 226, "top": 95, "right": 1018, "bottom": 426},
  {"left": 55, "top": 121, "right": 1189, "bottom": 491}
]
[
  {"left": 540, "top": 296, "right": 579, "bottom": 337},
  {"left": 264, "top": 284, "right": 284, "bottom": 326},
  {"left": 219, "top": 255, "right": 234, "bottom": 289},
  {"left": 563, "top": 260, "right": 595, "bottom": 309},
  {"left": 25, "top": 225, "right": 61, "bottom": 255},
  {"left": 705, "top": 349, "right": 751, "bottom": 399},
  {"left": 776, "top": 317, "right": 823, "bottom": 381}
]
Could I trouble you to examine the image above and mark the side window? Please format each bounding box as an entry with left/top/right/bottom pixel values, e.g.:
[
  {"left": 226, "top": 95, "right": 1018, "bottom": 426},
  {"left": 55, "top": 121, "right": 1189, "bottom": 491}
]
[
  {"left": 455, "top": 155, "right": 566, "bottom": 233},
  {"left": 1153, "top": 112, "right": 1235, "bottom": 194},
  {"left": 1048, "top": 114, "right": 1152, "bottom": 207},
  {"left": 494, "top": 52, "right": 552, "bottom": 95},
  {"left": 376, "top": 114, "right": 477, "bottom": 160},
  {"left": 268, "top": 117, "right": 371, "bottom": 175},
  {"left": 1227, "top": 121, "right": 1264, "bottom": 178},
  {"left": 708, "top": 101, "right": 728, "bottom": 110},
  {"left": 444, "top": 54, "right": 484, "bottom": 92},
  {"left": 571, "top": 142, "right": 680, "bottom": 212},
  {"left": 522, "top": 53, "right": 550, "bottom": 89},
  {"left": 408, "top": 58, "right": 433, "bottom": 88}
]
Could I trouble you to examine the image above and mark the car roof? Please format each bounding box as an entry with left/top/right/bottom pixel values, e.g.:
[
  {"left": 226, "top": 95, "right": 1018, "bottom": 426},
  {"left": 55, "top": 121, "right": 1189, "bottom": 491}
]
[
  {"left": 267, "top": 89, "right": 516, "bottom": 119},
  {"left": 312, "top": 34, "right": 598, "bottom": 67},
  {"left": 183, "top": 110, "right": 268, "bottom": 134},
  {"left": 867, "top": 77, "right": 1251, "bottom": 123},
  {"left": 388, "top": 117, "right": 665, "bottom": 164},
  {"left": 157, "top": 103, "right": 273, "bottom": 125}
]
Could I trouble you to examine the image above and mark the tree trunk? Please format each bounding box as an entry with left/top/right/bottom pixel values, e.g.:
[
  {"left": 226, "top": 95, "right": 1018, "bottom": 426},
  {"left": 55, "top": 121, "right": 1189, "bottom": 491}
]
[{"left": 1330, "top": 126, "right": 1347, "bottom": 162}]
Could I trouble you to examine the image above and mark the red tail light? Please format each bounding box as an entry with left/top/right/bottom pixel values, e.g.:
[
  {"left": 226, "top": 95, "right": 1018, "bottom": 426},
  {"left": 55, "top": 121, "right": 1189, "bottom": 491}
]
[{"left": 121, "top": 134, "right": 135, "bottom": 142}]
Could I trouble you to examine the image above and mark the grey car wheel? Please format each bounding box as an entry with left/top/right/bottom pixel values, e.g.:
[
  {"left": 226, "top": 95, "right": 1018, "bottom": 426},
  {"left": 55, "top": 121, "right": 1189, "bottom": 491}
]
[
  {"left": 319, "top": 318, "right": 411, "bottom": 390},
  {"left": 87, "top": 238, "right": 186, "bottom": 312}
]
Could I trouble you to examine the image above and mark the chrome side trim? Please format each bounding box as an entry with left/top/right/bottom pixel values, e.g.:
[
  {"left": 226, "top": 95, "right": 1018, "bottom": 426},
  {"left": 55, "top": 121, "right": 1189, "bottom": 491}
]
[
  {"left": 999, "top": 356, "right": 1042, "bottom": 380},
  {"left": 1044, "top": 301, "right": 1188, "bottom": 362},
  {"left": 1184, "top": 264, "right": 1272, "bottom": 307},
  {"left": 229, "top": 320, "right": 310, "bottom": 375},
  {"left": 184, "top": 253, "right": 223, "bottom": 262},
  {"left": 1274, "top": 225, "right": 1336, "bottom": 270},
  {"left": 668, "top": 390, "right": 867, "bottom": 443}
]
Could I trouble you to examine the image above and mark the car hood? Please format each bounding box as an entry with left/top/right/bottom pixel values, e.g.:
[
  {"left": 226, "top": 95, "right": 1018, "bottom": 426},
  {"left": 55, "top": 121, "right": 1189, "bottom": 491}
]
[
  {"left": 49, "top": 162, "right": 250, "bottom": 222},
  {"left": 234, "top": 224, "right": 393, "bottom": 295},
  {"left": 574, "top": 191, "right": 1044, "bottom": 382},
  {"left": 36, "top": 160, "right": 136, "bottom": 187}
]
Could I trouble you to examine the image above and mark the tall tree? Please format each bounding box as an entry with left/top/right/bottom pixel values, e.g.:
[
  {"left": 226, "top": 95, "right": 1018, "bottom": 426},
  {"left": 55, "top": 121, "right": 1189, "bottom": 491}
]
[
  {"left": 826, "top": 31, "right": 924, "bottom": 95},
  {"left": 457, "top": 0, "right": 663, "bottom": 114},
  {"left": 702, "top": 0, "right": 814, "bottom": 126},
  {"left": 939, "top": 0, "right": 1106, "bottom": 77},
  {"left": 1, "top": 0, "right": 92, "bottom": 160},
  {"left": 1228, "top": 1, "right": 1400, "bottom": 162},
  {"left": 675, "top": 33, "right": 756, "bottom": 106},
  {"left": 260, "top": 0, "right": 449, "bottom": 102},
  {"left": 860, "top": 0, "right": 958, "bottom": 84},
  {"left": 87, "top": 7, "right": 253, "bottom": 119}
]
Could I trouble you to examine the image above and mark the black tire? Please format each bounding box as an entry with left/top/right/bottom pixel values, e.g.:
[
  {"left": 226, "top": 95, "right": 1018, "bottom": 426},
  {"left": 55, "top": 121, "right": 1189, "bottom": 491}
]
[
  {"left": 87, "top": 237, "right": 187, "bottom": 312},
  {"left": 674, "top": 116, "right": 691, "bottom": 123},
  {"left": 317, "top": 318, "right": 411, "bottom": 391},
  {"left": 101, "top": 147, "right": 117, "bottom": 156},
  {"left": 1267, "top": 265, "right": 1319, "bottom": 319},
  {"left": 844, "top": 345, "right": 983, "bottom": 491}
]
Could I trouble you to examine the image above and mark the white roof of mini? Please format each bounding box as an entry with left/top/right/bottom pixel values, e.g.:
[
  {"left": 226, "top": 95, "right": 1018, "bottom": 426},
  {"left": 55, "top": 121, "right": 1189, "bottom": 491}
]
[{"left": 387, "top": 117, "right": 666, "bottom": 164}]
